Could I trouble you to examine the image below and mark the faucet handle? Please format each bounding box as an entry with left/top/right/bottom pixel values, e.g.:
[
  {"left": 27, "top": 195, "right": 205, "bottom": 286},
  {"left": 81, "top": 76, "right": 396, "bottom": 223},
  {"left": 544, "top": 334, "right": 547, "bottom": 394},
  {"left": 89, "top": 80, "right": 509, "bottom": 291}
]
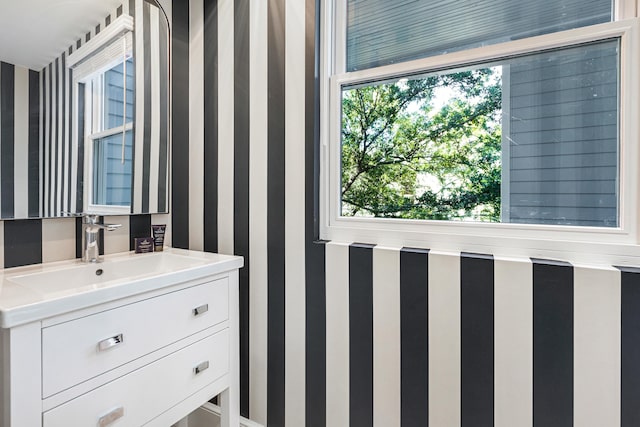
[
  {"left": 81, "top": 214, "right": 121, "bottom": 231},
  {"left": 65, "top": 212, "right": 122, "bottom": 229},
  {"left": 102, "top": 223, "right": 122, "bottom": 232}
]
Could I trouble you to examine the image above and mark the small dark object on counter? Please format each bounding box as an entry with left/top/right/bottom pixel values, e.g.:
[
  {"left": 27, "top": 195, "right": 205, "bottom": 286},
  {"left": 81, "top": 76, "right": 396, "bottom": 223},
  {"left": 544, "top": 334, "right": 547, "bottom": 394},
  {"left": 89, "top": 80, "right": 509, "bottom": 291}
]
[
  {"left": 135, "top": 237, "right": 154, "bottom": 253},
  {"left": 151, "top": 224, "right": 166, "bottom": 252}
]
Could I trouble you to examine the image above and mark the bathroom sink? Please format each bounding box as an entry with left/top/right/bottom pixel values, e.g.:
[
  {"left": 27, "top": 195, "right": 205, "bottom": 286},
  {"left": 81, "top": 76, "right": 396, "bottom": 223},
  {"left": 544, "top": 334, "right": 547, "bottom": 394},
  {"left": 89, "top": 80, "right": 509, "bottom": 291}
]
[
  {"left": 10, "top": 251, "right": 208, "bottom": 292},
  {"left": 0, "top": 248, "right": 243, "bottom": 327}
]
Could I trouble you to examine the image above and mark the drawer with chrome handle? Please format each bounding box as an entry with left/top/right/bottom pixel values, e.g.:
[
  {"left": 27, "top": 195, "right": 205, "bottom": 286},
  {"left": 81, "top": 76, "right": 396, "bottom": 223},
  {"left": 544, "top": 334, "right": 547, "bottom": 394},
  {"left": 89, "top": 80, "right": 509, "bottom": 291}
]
[
  {"left": 194, "top": 360, "right": 210, "bottom": 375},
  {"left": 42, "top": 278, "right": 229, "bottom": 398},
  {"left": 43, "top": 329, "right": 230, "bottom": 427},
  {"left": 193, "top": 303, "right": 209, "bottom": 316},
  {"left": 98, "top": 334, "right": 124, "bottom": 352},
  {"left": 98, "top": 406, "right": 124, "bottom": 427}
]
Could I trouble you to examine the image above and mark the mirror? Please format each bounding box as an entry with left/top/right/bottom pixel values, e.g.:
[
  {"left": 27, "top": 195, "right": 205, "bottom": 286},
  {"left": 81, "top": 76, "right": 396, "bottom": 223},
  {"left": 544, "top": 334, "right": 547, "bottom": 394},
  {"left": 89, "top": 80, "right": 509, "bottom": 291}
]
[{"left": 0, "top": 0, "right": 170, "bottom": 219}]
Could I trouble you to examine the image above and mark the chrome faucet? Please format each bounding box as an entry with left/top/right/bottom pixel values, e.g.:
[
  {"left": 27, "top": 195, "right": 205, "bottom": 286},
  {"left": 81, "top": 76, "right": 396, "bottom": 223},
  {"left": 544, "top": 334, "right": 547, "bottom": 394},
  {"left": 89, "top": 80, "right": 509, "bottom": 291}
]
[{"left": 82, "top": 214, "right": 121, "bottom": 263}]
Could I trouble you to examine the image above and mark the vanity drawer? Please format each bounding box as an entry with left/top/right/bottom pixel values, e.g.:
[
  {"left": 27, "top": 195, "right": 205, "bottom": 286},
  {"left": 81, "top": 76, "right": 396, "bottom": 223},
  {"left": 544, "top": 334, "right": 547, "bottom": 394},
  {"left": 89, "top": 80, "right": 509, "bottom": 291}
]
[
  {"left": 42, "top": 278, "right": 228, "bottom": 398},
  {"left": 43, "top": 328, "right": 229, "bottom": 427}
]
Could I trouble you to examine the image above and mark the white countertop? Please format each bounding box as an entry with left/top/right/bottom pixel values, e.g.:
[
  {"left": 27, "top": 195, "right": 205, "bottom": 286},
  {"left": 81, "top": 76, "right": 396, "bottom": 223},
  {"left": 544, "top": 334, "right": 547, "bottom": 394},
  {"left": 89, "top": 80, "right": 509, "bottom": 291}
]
[{"left": 0, "top": 248, "right": 244, "bottom": 328}]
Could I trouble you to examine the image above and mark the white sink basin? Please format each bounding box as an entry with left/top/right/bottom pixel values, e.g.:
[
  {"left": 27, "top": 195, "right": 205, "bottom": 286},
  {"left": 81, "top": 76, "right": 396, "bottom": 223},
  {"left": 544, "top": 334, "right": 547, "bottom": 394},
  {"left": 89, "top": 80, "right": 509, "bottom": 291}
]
[
  {"left": 0, "top": 248, "right": 244, "bottom": 328},
  {"left": 9, "top": 252, "right": 208, "bottom": 292}
]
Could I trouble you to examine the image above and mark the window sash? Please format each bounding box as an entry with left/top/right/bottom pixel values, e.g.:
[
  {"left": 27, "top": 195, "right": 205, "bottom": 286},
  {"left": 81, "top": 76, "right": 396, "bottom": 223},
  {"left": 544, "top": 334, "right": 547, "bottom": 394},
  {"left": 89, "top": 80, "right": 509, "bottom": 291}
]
[
  {"left": 92, "top": 130, "right": 133, "bottom": 207},
  {"left": 339, "top": 39, "right": 620, "bottom": 227},
  {"left": 346, "top": 0, "right": 613, "bottom": 72},
  {"left": 103, "top": 60, "right": 135, "bottom": 129}
]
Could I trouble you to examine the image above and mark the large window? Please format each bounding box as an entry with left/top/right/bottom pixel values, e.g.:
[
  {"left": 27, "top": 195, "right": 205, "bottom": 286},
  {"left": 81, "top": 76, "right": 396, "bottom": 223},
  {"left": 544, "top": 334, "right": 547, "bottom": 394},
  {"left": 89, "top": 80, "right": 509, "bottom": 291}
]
[{"left": 322, "top": 0, "right": 640, "bottom": 256}]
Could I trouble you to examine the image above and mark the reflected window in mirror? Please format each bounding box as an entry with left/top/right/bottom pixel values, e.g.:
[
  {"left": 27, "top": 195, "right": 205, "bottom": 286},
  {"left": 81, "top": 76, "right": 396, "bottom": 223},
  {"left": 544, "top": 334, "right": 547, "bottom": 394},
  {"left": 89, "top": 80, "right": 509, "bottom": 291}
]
[
  {"left": 0, "top": 1, "right": 169, "bottom": 219},
  {"left": 88, "top": 59, "right": 134, "bottom": 209},
  {"left": 75, "top": 31, "right": 134, "bottom": 215}
]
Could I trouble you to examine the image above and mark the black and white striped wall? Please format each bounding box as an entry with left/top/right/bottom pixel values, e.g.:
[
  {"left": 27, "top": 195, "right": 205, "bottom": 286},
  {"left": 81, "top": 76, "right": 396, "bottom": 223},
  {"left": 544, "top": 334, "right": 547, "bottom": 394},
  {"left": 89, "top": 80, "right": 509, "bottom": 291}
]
[
  {"left": 0, "top": 61, "right": 40, "bottom": 218},
  {"left": 40, "top": 2, "right": 131, "bottom": 218},
  {"left": 132, "top": 0, "right": 170, "bottom": 215},
  {"left": 170, "top": 0, "right": 640, "bottom": 426},
  {"left": 171, "top": 0, "right": 312, "bottom": 424},
  {"left": 0, "top": 213, "right": 170, "bottom": 268},
  {"left": 322, "top": 246, "right": 639, "bottom": 427}
]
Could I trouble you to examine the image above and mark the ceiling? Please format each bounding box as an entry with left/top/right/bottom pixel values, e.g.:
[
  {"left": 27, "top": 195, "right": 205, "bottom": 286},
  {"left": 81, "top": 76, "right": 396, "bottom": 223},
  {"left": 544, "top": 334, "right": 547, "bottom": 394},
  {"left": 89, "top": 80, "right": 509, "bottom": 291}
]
[{"left": 0, "top": 0, "right": 125, "bottom": 70}]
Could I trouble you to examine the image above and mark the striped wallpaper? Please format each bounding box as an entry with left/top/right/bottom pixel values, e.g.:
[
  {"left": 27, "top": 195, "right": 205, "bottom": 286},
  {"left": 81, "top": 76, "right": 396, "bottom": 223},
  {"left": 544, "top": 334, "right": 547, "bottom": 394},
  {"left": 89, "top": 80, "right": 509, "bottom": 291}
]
[
  {"left": 41, "top": 40, "right": 76, "bottom": 218},
  {"left": 0, "top": 0, "right": 168, "bottom": 219},
  {"left": 172, "top": 0, "right": 640, "bottom": 426},
  {"left": 0, "top": 213, "right": 171, "bottom": 269},
  {"left": 322, "top": 246, "right": 633, "bottom": 427},
  {"left": 0, "top": 62, "right": 39, "bottom": 218}
]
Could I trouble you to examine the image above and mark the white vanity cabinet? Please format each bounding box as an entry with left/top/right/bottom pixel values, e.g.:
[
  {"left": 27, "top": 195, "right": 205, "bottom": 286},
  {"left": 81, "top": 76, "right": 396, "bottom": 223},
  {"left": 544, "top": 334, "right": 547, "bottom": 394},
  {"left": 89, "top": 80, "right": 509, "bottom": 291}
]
[{"left": 0, "top": 249, "right": 242, "bottom": 427}]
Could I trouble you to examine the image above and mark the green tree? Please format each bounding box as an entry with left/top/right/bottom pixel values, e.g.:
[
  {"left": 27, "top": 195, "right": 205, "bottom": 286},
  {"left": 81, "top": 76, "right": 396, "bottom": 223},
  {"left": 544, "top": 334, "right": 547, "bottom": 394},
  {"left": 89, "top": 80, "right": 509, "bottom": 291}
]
[{"left": 341, "top": 68, "right": 502, "bottom": 221}]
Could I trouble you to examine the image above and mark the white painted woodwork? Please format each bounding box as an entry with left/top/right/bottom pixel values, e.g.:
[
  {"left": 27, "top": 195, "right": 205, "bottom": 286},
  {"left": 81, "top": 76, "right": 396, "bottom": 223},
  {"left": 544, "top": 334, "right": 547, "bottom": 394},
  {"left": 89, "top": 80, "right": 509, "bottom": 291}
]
[
  {"left": 42, "top": 277, "right": 229, "bottom": 397},
  {"left": 43, "top": 330, "right": 229, "bottom": 427},
  {"left": 321, "top": 16, "right": 640, "bottom": 266},
  {"left": 0, "top": 323, "right": 42, "bottom": 427},
  {"left": 0, "top": 249, "right": 242, "bottom": 427},
  {"left": 220, "top": 269, "right": 241, "bottom": 427}
]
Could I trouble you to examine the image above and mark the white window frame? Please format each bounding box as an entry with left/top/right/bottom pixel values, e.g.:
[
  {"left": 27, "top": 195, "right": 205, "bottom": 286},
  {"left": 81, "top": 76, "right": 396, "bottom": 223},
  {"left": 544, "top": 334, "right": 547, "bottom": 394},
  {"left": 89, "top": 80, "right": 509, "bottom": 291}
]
[
  {"left": 320, "top": 0, "right": 640, "bottom": 265},
  {"left": 80, "top": 57, "right": 134, "bottom": 216},
  {"left": 67, "top": 14, "right": 134, "bottom": 215}
]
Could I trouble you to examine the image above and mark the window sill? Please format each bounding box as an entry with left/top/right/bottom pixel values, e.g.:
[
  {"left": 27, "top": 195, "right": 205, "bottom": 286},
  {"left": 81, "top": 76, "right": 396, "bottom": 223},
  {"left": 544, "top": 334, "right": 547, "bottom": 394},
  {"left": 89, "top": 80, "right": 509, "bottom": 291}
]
[
  {"left": 321, "top": 216, "right": 640, "bottom": 267},
  {"left": 86, "top": 205, "right": 131, "bottom": 216}
]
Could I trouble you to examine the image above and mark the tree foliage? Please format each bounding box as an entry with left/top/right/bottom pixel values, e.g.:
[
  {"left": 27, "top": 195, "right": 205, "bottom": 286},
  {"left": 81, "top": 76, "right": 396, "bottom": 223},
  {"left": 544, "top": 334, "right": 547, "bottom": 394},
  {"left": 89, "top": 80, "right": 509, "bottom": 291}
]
[{"left": 341, "top": 68, "right": 503, "bottom": 221}]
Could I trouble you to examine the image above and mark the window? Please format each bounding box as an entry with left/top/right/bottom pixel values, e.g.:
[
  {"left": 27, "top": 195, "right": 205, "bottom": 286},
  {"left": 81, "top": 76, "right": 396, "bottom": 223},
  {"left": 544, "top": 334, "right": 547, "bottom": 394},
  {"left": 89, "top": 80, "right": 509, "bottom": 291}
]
[
  {"left": 321, "top": 0, "right": 640, "bottom": 257},
  {"left": 87, "top": 59, "right": 135, "bottom": 210},
  {"left": 68, "top": 15, "right": 135, "bottom": 214}
]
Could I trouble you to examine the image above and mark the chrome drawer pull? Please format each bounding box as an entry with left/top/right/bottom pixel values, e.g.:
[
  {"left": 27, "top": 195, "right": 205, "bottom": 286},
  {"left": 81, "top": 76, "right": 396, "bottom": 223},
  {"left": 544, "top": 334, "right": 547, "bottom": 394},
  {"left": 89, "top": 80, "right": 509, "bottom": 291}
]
[
  {"left": 98, "top": 334, "right": 124, "bottom": 352},
  {"left": 194, "top": 360, "right": 210, "bottom": 375},
  {"left": 98, "top": 406, "right": 124, "bottom": 427},
  {"left": 193, "top": 304, "right": 209, "bottom": 316}
]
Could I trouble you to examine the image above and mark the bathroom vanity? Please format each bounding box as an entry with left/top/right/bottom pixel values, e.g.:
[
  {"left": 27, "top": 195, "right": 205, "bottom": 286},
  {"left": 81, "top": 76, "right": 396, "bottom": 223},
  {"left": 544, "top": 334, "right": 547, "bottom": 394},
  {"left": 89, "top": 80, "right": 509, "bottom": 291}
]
[{"left": 0, "top": 248, "right": 242, "bottom": 427}]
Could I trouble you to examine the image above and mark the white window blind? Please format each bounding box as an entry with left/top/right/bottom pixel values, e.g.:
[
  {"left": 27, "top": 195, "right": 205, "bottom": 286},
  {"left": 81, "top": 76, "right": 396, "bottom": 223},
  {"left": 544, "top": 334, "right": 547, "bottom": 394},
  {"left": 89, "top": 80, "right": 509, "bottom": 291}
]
[
  {"left": 71, "top": 32, "right": 133, "bottom": 82},
  {"left": 67, "top": 14, "right": 134, "bottom": 80},
  {"left": 346, "top": 0, "right": 613, "bottom": 71}
]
